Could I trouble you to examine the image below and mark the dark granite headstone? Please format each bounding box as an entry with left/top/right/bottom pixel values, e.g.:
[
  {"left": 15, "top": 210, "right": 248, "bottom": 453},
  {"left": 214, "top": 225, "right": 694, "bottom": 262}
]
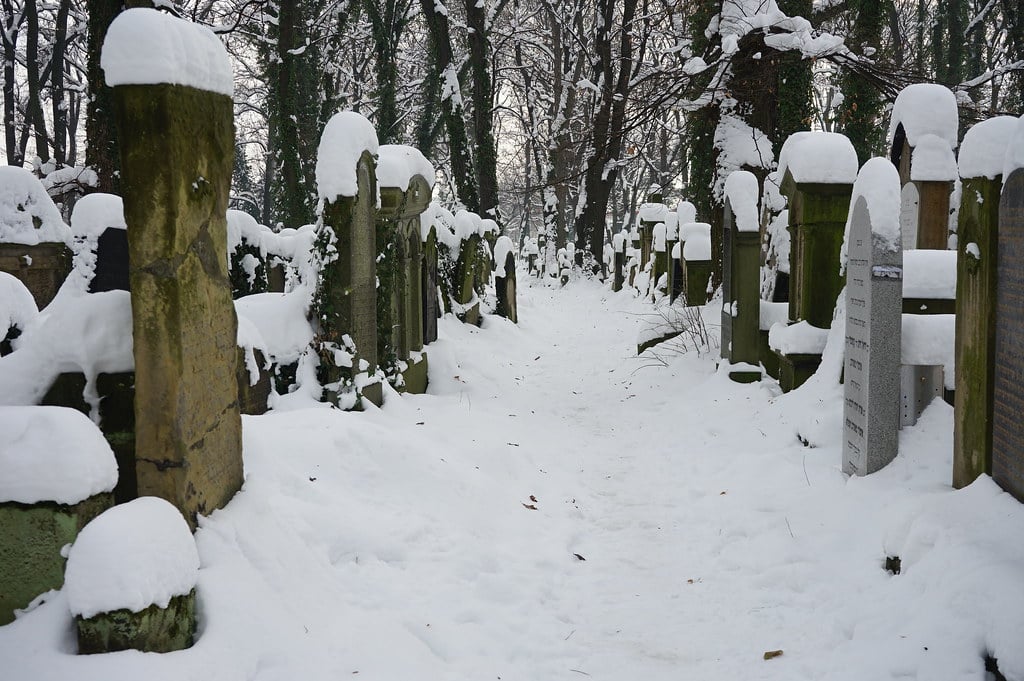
[
  {"left": 89, "top": 227, "right": 130, "bottom": 293},
  {"left": 992, "top": 168, "right": 1024, "bottom": 502},
  {"left": 843, "top": 197, "right": 903, "bottom": 476}
]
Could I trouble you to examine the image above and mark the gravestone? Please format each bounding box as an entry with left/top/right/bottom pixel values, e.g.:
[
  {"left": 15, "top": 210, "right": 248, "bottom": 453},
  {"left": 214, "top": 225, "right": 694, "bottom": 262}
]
[
  {"left": 843, "top": 197, "right": 903, "bottom": 476},
  {"left": 991, "top": 168, "right": 1024, "bottom": 502},
  {"left": 720, "top": 173, "right": 761, "bottom": 383},
  {"left": 422, "top": 226, "right": 439, "bottom": 344},
  {"left": 107, "top": 9, "right": 243, "bottom": 528},
  {"left": 89, "top": 228, "right": 130, "bottom": 293},
  {"left": 612, "top": 231, "right": 626, "bottom": 292},
  {"left": 495, "top": 250, "right": 518, "bottom": 323},
  {"left": 315, "top": 142, "right": 382, "bottom": 407}
]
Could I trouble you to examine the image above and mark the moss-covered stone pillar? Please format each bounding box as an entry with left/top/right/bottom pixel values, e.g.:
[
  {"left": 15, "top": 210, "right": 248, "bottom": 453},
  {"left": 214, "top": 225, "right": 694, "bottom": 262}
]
[
  {"left": 112, "top": 84, "right": 241, "bottom": 529},
  {"left": 781, "top": 173, "right": 853, "bottom": 328},
  {"left": 315, "top": 149, "right": 382, "bottom": 408},
  {"left": 720, "top": 189, "right": 761, "bottom": 383},
  {"left": 953, "top": 173, "right": 1001, "bottom": 487}
]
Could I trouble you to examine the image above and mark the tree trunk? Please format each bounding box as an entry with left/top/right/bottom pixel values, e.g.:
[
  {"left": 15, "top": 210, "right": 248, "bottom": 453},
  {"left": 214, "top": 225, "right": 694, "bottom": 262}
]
[
  {"left": 464, "top": 0, "right": 500, "bottom": 223},
  {"left": 86, "top": 0, "right": 122, "bottom": 192}
]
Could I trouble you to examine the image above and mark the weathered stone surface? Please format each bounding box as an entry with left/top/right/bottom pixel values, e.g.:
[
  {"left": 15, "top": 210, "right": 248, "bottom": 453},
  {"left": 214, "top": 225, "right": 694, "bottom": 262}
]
[
  {"left": 782, "top": 178, "right": 852, "bottom": 328},
  {"left": 495, "top": 251, "right": 518, "bottom": 323},
  {"left": 315, "top": 151, "right": 382, "bottom": 408},
  {"left": 114, "top": 83, "right": 242, "bottom": 528},
  {"left": 0, "top": 493, "right": 113, "bottom": 624},
  {"left": 843, "top": 196, "right": 903, "bottom": 476},
  {"left": 422, "top": 228, "right": 439, "bottom": 345},
  {"left": 953, "top": 176, "right": 1002, "bottom": 488},
  {"left": 612, "top": 246, "right": 625, "bottom": 293},
  {"left": 77, "top": 589, "right": 195, "bottom": 654},
  {"left": 721, "top": 198, "right": 761, "bottom": 381},
  {"left": 0, "top": 242, "right": 72, "bottom": 309},
  {"left": 237, "top": 347, "right": 272, "bottom": 416},
  {"left": 89, "top": 228, "right": 130, "bottom": 293},
  {"left": 684, "top": 259, "right": 711, "bottom": 306},
  {"left": 400, "top": 353, "right": 429, "bottom": 395},
  {"left": 777, "top": 352, "right": 822, "bottom": 392},
  {"left": 992, "top": 168, "right": 1024, "bottom": 502}
]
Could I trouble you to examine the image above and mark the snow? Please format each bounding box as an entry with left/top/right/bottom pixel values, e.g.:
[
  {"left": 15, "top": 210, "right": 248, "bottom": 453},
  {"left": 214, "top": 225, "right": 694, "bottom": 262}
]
[
  {"left": 957, "top": 116, "right": 1019, "bottom": 180},
  {"left": 777, "top": 131, "right": 859, "bottom": 185},
  {"left": 909, "top": 133, "right": 957, "bottom": 182},
  {"left": 422, "top": 202, "right": 459, "bottom": 249},
  {"left": 759, "top": 300, "right": 789, "bottom": 331},
  {"left": 901, "top": 313, "right": 955, "bottom": 384},
  {"left": 768, "top": 319, "right": 829, "bottom": 354},
  {"left": 723, "top": 170, "right": 760, "bottom": 232},
  {"left": 0, "top": 272, "right": 37, "bottom": 335},
  {"left": 840, "top": 157, "right": 902, "bottom": 270},
  {"left": 1002, "top": 115, "right": 1024, "bottom": 181},
  {"left": 100, "top": 8, "right": 233, "bottom": 97},
  {"left": 65, "top": 497, "right": 199, "bottom": 619},
  {"left": 376, "top": 145, "right": 436, "bottom": 191},
  {"left": 612, "top": 232, "right": 626, "bottom": 252},
  {"left": 493, "top": 235, "right": 514, "bottom": 277},
  {"left": 0, "top": 166, "right": 71, "bottom": 246},
  {"left": 902, "top": 250, "right": 957, "bottom": 299},
  {"left": 0, "top": 406, "right": 117, "bottom": 505},
  {"left": 680, "top": 222, "right": 711, "bottom": 244},
  {"left": 676, "top": 201, "right": 697, "bottom": 226},
  {"left": 0, "top": 291, "right": 133, "bottom": 417},
  {"left": 4, "top": 279, "right": 1024, "bottom": 681},
  {"left": 315, "top": 111, "right": 380, "bottom": 200},
  {"left": 670, "top": 242, "right": 681, "bottom": 259},
  {"left": 652, "top": 223, "right": 667, "bottom": 252},
  {"left": 69, "top": 193, "right": 125, "bottom": 240},
  {"left": 713, "top": 112, "right": 774, "bottom": 200},
  {"left": 683, "top": 233, "right": 712, "bottom": 261},
  {"left": 235, "top": 292, "right": 314, "bottom": 366},
  {"left": 637, "top": 203, "right": 669, "bottom": 223},
  {"left": 226, "top": 209, "right": 273, "bottom": 257},
  {"left": 454, "top": 210, "right": 484, "bottom": 242},
  {"left": 889, "top": 84, "right": 959, "bottom": 150}
]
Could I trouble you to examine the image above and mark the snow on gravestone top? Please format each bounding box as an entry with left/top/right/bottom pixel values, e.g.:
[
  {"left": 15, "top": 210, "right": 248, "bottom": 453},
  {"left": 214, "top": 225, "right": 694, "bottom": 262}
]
[
  {"left": 680, "top": 222, "right": 711, "bottom": 244},
  {"left": 676, "top": 201, "right": 697, "bottom": 227},
  {"left": 376, "top": 145, "right": 436, "bottom": 191},
  {"left": 902, "top": 250, "right": 957, "bottom": 299},
  {"left": 638, "top": 203, "right": 669, "bottom": 223},
  {"left": 840, "top": 158, "right": 902, "bottom": 271},
  {"left": 100, "top": 8, "right": 233, "bottom": 97},
  {"left": 0, "top": 272, "right": 37, "bottom": 334},
  {"left": 422, "top": 202, "right": 458, "bottom": 249},
  {"left": 958, "top": 116, "right": 1020, "bottom": 180},
  {"left": 0, "top": 166, "right": 71, "bottom": 246},
  {"left": 454, "top": 210, "right": 484, "bottom": 242},
  {"left": 723, "top": 170, "right": 760, "bottom": 232},
  {"left": 683, "top": 233, "right": 712, "bottom": 261},
  {"left": 315, "top": 111, "right": 380, "bottom": 200},
  {"left": 909, "top": 133, "right": 958, "bottom": 182},
  {"left": 664, "top": 213, "right": 679, "bottom": 240},
  {"left": 1002, "top": 115, "right": 1024, "bottom": 181},
  {"left": 777, "top": 131, "right": 859, "bottom": 185},
  {"left": 70, "top": 193, "right": 125, "bottom": 240},
  {"left": 612, "top": 231, "right": 626, "bottom": 252},
  {"left": 0, "top": 406, "right": 117, "bottom": 505},
  {"left": 64, "top": 496, "right": 199, "bottom": 619},
  {"left": 493, "top": 236, "right": 515, "bottom": 277},
  {"left": 888, "top": 83, "right": 959, "bottom": 150},
  {"left": 653, "top": 223, "right": 667, "bottom": 252},
  {"left": 226, "top": 209, "right": 279, "bottom": 258}
]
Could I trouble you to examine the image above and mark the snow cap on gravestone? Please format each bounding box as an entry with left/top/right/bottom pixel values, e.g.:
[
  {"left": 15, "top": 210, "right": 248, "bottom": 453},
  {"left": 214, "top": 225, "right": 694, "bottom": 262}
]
[
  {"left": 840, "top": 157, "right": 901, "bottom": 272},
  {"left": 0, "top": 166, "right": 71, "bottom": 246},
  {"left": 377, "top": 145, "right": 436, "bottom": 192},
  {"left": 723, "top": 170, "right": 760, "bottom": 232},
  {"left": 100, "top": 8, "right": 233, "bottom": 97},
  {"left": 957, "top": 116, "right": 1019, "bottom": 181},
  {"left": 888, "top": 83, "right": 958, "bottom": 150},
  {"left": 316, "top": 111, "right": 380, "bottom": 201},
  {"left": 1002, "top": 115, "right": 1024, "bottom": 182},
  {"left": 676, "top": 201, "right": 697, "bottom": 227},
  {"left": 910, "top": 134, "right": 958, "bottom": 182},
  {"left": 70, "top": 194, "right": 126, "bottom": 241},
  {"left": 777, "top": 131, "right": 858, "bottom": 185}
]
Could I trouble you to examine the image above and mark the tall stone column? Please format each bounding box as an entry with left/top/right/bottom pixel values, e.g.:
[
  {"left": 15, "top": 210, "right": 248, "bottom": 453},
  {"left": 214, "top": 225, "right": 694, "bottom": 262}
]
[{"left": 105, "top": 8, "right": 242, "bottom": 528}]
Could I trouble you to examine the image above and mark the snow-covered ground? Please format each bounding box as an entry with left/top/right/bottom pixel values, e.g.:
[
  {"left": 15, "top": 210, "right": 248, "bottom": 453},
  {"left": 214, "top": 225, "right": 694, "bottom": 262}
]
[{"left": 3, "top": 274, "right": 1023, "bottom": 680}]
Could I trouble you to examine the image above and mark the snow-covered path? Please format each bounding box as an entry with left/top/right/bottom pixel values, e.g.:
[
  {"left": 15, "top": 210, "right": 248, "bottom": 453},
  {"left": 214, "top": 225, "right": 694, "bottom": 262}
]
[{"left": 4, "top": 275, "right": 1024, "bottom": 681}]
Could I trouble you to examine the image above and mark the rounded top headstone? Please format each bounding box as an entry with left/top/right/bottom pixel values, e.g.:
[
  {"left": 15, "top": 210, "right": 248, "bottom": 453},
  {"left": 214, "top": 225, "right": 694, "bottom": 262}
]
[
  {"left": 676, "top": 201, "right": 697, "bottom": 226},
  {"left": 70, "top": 193, "right": 126, "bottom": 240},
  {"left": 723, "top": 171, "right": 760, "bottom": 232},
  {"left": 840, "top": 157, "right": 902, "bottom": 269},
  {"left": 377, "top": 145, "right": 436, "bottom": 190},
  {"left": 888, "top": 83, "right": 959, "bottom": 150},
  {"left": 316, "top": 111, "right": 380, "bottom": 200},
  {"left": 101, "top": 7, "right": 233, "bottom": 97}
]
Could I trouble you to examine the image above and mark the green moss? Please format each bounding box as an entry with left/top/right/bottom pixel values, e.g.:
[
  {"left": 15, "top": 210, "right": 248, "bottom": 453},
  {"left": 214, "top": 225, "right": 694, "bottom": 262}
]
[{"left": 77, "top": 589, "right": 195, "bottom": 654}]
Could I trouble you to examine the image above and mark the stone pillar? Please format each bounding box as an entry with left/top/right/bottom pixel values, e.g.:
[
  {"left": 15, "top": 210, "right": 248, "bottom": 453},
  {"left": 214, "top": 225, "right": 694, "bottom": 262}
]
[
  {"left": 612, "top": 231, "right": 626, "bottom": 292},
  {"left": 991, "top": 167, "right": 1024, "bottom": 502},
  {"left": 495, "top": 250, "right": 518, "bottom": 323},
  {"left": 781, "top": 175, "right": 853, "bottom": 328},
  {"left": 891, "top": 134, "right": 955, "bottom": 250},
  {"left": 843, "top": 192, "right": 903, "bottom": 476},
  {"left": 315, "top": 149, "right": 382, "bottom": 407},
  {"left": 720, "top": 182, "right": 761, "bottom": 383},
  {"left": 422, "top": 226, "right": 439, "bottom": 344},
  {"left": 113, "top": 84, "right": 241, "bottom": 528}
]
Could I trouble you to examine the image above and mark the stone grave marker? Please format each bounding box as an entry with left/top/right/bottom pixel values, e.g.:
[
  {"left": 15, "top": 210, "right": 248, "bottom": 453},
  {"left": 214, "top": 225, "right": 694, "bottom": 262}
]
[
  {"left": 720, "top": 172, "right": 761, "bottom": 383},
  {"left": 422, "top": 225, "right": 439, "bottom": 345},
  {"left": 494, "top": 241, "right": 518, "bottom": 324},
  {"left": 843, "top": 196, "right": 903, "bottom": 476},
  {"left": 992, "top": 167, "right": 1024, "bottom": 502},
  {"left": 106, "top": 8, "right": 243, "bottom": 528}
]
